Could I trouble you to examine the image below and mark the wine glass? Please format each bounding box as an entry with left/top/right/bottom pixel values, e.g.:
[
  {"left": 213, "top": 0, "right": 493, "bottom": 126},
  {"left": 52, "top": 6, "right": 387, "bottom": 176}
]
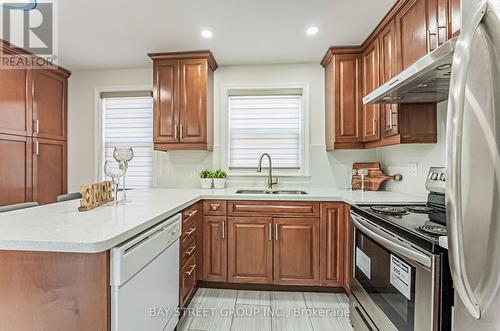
[
  {"left": 104, "top": 160, "right": 125, "bottom": 204},
  {"left": 113, "top": 147, "right": 134, "bottom": 203}
]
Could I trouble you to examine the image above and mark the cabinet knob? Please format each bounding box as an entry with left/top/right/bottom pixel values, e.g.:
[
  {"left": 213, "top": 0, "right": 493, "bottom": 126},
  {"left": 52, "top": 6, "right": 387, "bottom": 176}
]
[{"left": 210, "top": 203, "right": 220, "bottom": 211}]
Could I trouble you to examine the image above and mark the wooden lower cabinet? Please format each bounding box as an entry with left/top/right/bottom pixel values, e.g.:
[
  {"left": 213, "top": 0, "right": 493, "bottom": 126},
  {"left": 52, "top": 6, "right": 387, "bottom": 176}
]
[
  {"left": 343, "top": 205, "right": 354, "bottom": 293},
  {"left": 202, "top": 201, "right": 350, "bottom": 289},
  {"left": 273, "top": 218, "right": 320, "bottom": 285},
  {"left": 320, "top": 203, "right": 345, "bottom": 287},
  {"left": 227, "top": 217, "right": 273, "bottom": 284},
  {"left": 203, "top": 216, "right": 227, "bottom": 282}
]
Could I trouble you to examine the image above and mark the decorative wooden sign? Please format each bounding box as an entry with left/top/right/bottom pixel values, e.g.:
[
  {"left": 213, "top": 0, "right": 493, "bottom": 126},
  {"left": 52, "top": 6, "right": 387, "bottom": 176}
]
[{"left": 78, "top": 181, "right": 114, "bottom": 211}]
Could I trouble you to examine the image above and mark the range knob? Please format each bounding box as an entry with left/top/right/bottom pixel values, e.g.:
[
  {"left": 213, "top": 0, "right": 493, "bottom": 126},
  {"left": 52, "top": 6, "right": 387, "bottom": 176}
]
[
  {"left": 439, "top": 173, "right": 446, "bottom": 181},
  {"left": 431, "top": 173, "right": 439, "bottom": 180}
]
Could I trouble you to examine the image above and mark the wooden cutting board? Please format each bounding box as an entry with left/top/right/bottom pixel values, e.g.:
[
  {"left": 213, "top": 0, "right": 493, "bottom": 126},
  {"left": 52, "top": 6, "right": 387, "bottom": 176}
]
[{"left": 351, "top": 162, "right": 402, "bottom": 191}]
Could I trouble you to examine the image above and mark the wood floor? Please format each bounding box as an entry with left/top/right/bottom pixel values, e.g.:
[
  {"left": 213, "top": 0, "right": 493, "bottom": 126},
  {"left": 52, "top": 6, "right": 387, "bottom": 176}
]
[{"left": 178, "top": 288, "right": 354, "bottom": 331}]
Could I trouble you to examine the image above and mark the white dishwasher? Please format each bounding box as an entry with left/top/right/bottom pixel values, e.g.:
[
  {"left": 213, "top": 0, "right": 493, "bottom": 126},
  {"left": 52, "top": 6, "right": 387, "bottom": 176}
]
[{"left": 111, "top": 214, "right": 181, "bottom": 331}]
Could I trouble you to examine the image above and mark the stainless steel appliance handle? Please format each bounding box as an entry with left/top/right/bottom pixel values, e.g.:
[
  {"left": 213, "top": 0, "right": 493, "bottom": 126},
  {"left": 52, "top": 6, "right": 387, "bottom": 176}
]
[
  {"left": 446, "top": 1, "right": 487, "bottom": 320},
  {"left": 351, "top": 212, "right": 432, "bottom": 268}
]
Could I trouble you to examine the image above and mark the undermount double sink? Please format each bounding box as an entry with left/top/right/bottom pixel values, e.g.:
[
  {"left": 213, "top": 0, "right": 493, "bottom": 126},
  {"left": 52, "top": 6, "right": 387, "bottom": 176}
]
[{"left": 235, "top": 189, "right": 308, "bottom": 195}]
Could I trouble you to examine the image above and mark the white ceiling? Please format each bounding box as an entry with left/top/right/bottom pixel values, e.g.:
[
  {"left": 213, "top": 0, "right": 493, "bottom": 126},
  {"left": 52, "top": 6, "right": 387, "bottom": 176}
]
[{"left": 58, "top": 0, "right": 397, "bottom": 70}]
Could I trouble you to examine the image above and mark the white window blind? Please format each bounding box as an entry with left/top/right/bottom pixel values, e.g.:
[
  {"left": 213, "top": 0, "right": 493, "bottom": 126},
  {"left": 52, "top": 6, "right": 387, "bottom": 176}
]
[
  {"left": 228, "top": 95, "right": 302, "bottom": 169},
  {"left": 102, "top": 96, "right": 153, "bottom": 188}
]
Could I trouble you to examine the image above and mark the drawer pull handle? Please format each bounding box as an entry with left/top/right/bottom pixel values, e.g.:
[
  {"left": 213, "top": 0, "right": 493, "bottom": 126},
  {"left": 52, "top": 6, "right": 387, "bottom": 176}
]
[
  {"left": 275, "top": 223, "right": 279, "bottom": 241},
  {"left": 185, "top": 227, "right": 197, "bottom": 236},
  {"left": 186, "top": 245, "right": 196, "bottom": 255},
  {"left": 185, "top": 264, "right": 196, "bottom": 276},
  {"left": 185, "top": 210, "right": 198, "bottom": 218},
  {"left": 210, "top": 203, "right": 220, "bottom": 211}
]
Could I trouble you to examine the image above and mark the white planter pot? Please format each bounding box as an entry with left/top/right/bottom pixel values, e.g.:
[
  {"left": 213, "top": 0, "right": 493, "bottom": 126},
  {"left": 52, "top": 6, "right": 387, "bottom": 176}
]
[
  {"left": 200, "top": 178, "right": 213, "bottom": 189},
  {"left": 213, "top": 178, "right": 226, "bottom": 189}
]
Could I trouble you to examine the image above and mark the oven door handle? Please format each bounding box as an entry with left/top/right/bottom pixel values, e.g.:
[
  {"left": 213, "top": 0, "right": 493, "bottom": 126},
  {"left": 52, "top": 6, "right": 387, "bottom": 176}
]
[{"left": 351, "top": 212, "right": 432, "bottom": 269}]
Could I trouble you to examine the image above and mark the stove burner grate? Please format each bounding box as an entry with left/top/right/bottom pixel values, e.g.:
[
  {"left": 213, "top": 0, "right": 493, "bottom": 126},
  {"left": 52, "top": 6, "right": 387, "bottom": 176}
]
[
  {"left": 370, "top": 206, "right": 408, "bottom": 216},
  {"left": 406, "top": 206, "right": 435, "bottom": 214},
  {"left": 419, "top": 224, "right": 448, "bottom": 235}
]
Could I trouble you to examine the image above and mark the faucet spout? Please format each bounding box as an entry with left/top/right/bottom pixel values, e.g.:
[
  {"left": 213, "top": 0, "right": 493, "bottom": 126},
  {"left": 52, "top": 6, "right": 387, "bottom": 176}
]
[{"left": 257, "top": 153, "right": 278, "bottom": 189}]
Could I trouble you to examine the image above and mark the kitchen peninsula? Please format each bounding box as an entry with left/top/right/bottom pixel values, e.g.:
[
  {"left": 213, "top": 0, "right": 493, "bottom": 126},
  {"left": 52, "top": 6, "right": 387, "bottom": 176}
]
[{"left": 0, "top": 188, "right": 423, "bottom": 330}]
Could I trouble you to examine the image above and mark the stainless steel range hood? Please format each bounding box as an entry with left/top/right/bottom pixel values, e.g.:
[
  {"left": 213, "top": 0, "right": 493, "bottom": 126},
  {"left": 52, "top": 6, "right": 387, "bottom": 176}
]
[{"left": 363, "top": 37, "right": 457, "bottom": 104}]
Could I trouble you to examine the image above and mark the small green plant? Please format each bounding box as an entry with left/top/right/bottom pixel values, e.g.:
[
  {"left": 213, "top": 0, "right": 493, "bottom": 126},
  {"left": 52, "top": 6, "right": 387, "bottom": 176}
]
[
  {"left": 212, "top": 169, "right": 227, "bottom": 179},
  {"left": 199, "top": 169, "right": 213, "bottom": 179}
]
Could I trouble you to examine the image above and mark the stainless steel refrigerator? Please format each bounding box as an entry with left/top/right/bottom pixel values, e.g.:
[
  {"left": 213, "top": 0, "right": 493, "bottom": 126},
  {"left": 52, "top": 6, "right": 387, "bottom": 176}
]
[{"left": 446, "top": 0, "right": 500, "bottom": 329}]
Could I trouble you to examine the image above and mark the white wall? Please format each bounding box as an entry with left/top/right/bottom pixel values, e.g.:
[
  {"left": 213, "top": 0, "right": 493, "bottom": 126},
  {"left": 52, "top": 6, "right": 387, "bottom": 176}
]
[
  {"left": 67, "top": 68, "right": 152, "bottom": 191},
  {"left": 68, "top": 64, "right": 446, "bottom": 198}
]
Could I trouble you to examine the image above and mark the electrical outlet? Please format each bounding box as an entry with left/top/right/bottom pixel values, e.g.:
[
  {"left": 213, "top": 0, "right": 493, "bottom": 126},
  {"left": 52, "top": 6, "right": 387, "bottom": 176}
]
[{"left": 408, "top": 162, "right": 418, "bottom": 177}]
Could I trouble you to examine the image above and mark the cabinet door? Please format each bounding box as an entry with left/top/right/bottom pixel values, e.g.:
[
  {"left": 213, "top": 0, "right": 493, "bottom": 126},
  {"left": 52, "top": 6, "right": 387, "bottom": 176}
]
[
  {"left": 0, "top": 134, "right": 32, "bottom": 206},
  {"left": 273, "top": 218, "right": 320, "bottom": 285},
  {"left": 153, "top": 60, "right": 179, "bottom": 144},
  {"left": 227, "top": 217, "right": 273, "bottom": 284},
  {"left": 362, "top": 40, "right": 380, "bottom": 142},
  {"left": 320, "top": 203, "right": 345, "bottom": 287},
  {"left": 32, "top": 138, "right": 66, "bottom": 205},
  {"left": 0, "top": 69, "right": 31, "bottom": 136},
  {"left": 379, "top": 20, "right": 400, "bottom": 138},
  {"left": 202, "top": 216, "right": 227, "bottom": 282},
  {"left": 32, "top": 70, "right": 66, "bottom": 141},
  {"left": 335, "top": 54, "right": 363, "bottom": 144},
  {"left": 396, "top": 0, "right": 437, "bottom": 70},
  {"left": 179, "top": 59, "right": 207, "bottom": 144}
]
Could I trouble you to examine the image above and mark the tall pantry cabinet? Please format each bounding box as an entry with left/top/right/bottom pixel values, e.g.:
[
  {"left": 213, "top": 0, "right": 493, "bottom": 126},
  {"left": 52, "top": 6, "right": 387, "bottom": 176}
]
[{"left": 0, "top": 41, "right": 70, "bottom": 206}]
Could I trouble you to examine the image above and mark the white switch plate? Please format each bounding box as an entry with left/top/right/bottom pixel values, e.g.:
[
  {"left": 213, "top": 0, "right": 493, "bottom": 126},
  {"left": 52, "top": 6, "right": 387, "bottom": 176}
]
[{"left": 408, "top": 162, "right": 418, "bottom": 177}]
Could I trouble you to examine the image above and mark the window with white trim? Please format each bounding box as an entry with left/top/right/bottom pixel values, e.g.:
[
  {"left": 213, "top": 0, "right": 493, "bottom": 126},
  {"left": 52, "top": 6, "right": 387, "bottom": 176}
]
[
  {"left": 100, "top": 94, "right": 153, "bottom": 188},
  {"left": 228, "top": 93, "right": 303, "bottom": 171}
]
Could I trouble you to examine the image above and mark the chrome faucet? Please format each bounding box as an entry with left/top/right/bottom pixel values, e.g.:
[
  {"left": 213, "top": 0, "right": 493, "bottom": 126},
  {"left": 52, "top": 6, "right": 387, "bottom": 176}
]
[{"left": 257, "top": 153, "right": 278, "bottom": 189}]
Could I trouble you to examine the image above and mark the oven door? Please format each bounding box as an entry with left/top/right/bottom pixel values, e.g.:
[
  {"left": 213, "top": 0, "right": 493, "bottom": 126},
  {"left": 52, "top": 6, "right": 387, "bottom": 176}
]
[{"left": 349, "top": 212, "right": 440, "bottom": 331}]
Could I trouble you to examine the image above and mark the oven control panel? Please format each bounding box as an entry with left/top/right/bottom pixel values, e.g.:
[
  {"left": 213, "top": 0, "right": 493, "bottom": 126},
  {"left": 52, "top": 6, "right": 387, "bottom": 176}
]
[{"left": 425, "top": 167, "right": 446, "bottom": 194}]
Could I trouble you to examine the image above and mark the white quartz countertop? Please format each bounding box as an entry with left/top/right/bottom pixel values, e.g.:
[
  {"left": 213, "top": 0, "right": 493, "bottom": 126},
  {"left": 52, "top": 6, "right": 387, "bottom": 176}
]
[{"left": 0, "top": 188, "right": 425, "bottom": 253}]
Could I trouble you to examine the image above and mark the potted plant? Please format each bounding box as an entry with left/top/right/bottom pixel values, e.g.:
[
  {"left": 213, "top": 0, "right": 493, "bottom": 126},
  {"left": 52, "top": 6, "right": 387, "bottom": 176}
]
[
  {"left": 199, "top": 169, "right": 213, "bottom": 189},
  {"left": 212, "top": 169, "right": 227, "bottom": 189}
]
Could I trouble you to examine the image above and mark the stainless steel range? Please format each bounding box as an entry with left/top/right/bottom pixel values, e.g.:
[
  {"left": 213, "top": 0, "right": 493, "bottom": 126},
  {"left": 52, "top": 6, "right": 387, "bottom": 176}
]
[{"left": 349, "top": 167, "right": 452, "bottom": 331}]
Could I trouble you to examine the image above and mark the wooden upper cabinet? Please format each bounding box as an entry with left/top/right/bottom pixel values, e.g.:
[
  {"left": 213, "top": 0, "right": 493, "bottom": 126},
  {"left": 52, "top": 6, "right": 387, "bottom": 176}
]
[
  {"left": 32, "top": 138, "right": 67, "bottom": 205},
  {"left": 179, "top": 59, "right": 207, "bottom": 144},
  {"left": 320, "top": 203, "right": 345, "bottom": 287},
  {"left": 0, "top": 69, "right": 31, "bottom": 136},
  {"left": 379, "top": 19, "right": 400, "bottom": 138},
  {"left": 0, "top": 134, "right": 32, "bottom": 206},
  {"left": 273, "top": 218, "right": 320, "bottom": 286},
  {"left": 32, "top": 70, "right": 68, "bottom": 141},
  {"left": 153, "top": 60, "right": 179, "bottom": 144},
  {"left": 395, "top": 0, "right": 446, "bottom": 70},
  {"left": 227, "top": 217, "right": 273, "bottom": 284},
  {"left": 149, "top": 51, "right": 217, "bottom": 151},
  {"left": 362, "top": 39, "right": 380, "bottom": 142},
  {"left": 322, "top": 51, "right": 364, "bottom": 150}
]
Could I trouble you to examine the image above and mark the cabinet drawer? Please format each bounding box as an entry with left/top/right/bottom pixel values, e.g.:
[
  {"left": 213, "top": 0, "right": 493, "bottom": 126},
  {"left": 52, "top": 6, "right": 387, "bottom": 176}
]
[
  {"left": 203, "top": 200, "right": 227, "bottom": 216},
  {"left": 180, "top": 254, "right": 197, "bottom": 307},
  {"left": 182, "top": 203, "right": 200, "bottom": 225},
  {"left": 181, "top": 235, "right": 197, "bottom": 267},
  {"left": 181, "top": 217, "right": 198, "bottom": 246},
  {"left": 228, "top": 201, "right": 320, "bottom": 217}
]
